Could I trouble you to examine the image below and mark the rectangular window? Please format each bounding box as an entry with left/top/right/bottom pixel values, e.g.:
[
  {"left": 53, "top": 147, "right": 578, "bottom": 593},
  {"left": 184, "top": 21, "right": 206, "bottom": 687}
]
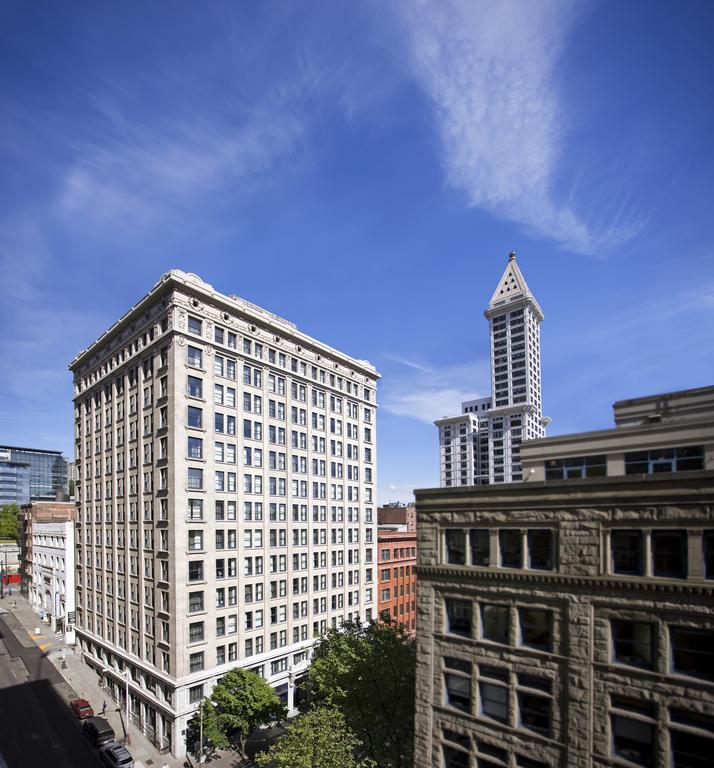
[
  {"left": 187, "top": 468, "right": 203, "bottom": 490},
  {"left": 610, "top": 697, "right": 655, "bottom": 766},
  {"left": 528, "top": 529, "right": 554, "bottom": 570},
  {"left": 189, "top": 684, "right": 203, "bottom": 704},
  {"left": 445, "top": 598, "right": 472, "bottom": 637},
  {"left": 187, "top": 436, "right": 203, "bottom": 459},
  {"left": 625, "top": 445, "right": 704, "bottom": 475},
  {"left": 669, "top": 709, "right": 714, "bottom": 767},
  {"left": 188, "top": 316, "right": 202, "bottom": 335},
  {"left": 445, "top": 529, "right": 466, "bottom": 565},
  {"left": 187, "top": 345, "right": 203, "bottom": 368},
  {"left": 517, "top": 676, "right": 551, "bottom": 735},
  {"left": 519, "top": 608, "right": 552, "bottom": 651},
  {"left": 545, "top": 454, "right": 606, "bottom": 480},
  {"left": 481, "top": 605, "right": 509, "bottom": 644},
  {"left": 611, "top": 530, "right": 644, "bottom": 576},
  {"left": 189, "top": 652, "right": 204, "bottom": 673},
  {"left": 652, "top": 530, "right": 687, "bottom": 578},
  {"left": 469, "top": 529, "right": 490, "bottom": 566},
  {"left": 670, "top": 627, "right": 714, "bottom": 681},
  {"left": 479, "top": 667, "right": 508, "bottom": 724},
  {"left": 500, "top": 529, "right": 522, "bottom": 568},
  {"left": 705, "top": 531, "right": 714, "bottom": 580},
  {"left": 444, "top": 660, "right": 472, "bottom": 713},
  {"left": 611, "top": 620, "right": 654, "bottom": 669},
  {"left": 187, "top": 406, "right": 202, "bottom": 428},
  {"left": 187, "top": 375, "right": 203, "bottom": 398}
]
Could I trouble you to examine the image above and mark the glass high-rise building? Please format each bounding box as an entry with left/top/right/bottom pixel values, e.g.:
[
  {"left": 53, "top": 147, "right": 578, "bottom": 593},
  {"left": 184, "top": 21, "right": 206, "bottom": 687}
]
[{"left": 0, "top": 446, "right": 68, "bottom": 505}]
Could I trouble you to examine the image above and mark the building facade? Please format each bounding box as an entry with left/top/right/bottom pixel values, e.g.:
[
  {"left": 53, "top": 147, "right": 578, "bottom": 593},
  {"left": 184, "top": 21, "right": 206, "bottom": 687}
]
[
  {"left": 0, "top": 446, "right": 68, "bottom": 505},
  {"left": 414, "top": 385, "right": 714, "bottom": 768},
  {"left": 69, "top": 270, "right": 379, "bottom": 756},
  {"left": 378, "top": 502, "right": 416, "bottom": 531},
  {"left": 435, "top": 252, "right": 549, "bottom": 487},
  {"left": 21, "top": 501, "right": 76, "bottom": 639},
  {"left": 377, "top": 530, "right": 417, "bottom": 633}
]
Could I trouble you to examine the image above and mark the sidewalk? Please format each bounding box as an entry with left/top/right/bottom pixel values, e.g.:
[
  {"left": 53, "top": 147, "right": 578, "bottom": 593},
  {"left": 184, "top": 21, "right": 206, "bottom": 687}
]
[{"left": 0, "top": 594, "right": 285, "bottom": 768}]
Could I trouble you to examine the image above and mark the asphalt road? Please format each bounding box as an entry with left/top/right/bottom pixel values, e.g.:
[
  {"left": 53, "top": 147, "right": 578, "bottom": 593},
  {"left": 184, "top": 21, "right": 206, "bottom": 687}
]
[{"left": 0, "top": 613, "right": 102, "bottom": 768}]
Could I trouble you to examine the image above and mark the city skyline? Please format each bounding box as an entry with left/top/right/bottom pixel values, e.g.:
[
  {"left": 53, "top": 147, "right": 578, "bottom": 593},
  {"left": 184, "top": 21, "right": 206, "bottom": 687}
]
[{"left": 2, "top": 1, "right": 714, "bottom": 505}]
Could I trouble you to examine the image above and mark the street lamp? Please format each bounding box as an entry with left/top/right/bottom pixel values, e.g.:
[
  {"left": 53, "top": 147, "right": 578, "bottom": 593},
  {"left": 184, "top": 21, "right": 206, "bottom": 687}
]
[{"left": 101, "top": 666, "right": 131, "bottom": 746}]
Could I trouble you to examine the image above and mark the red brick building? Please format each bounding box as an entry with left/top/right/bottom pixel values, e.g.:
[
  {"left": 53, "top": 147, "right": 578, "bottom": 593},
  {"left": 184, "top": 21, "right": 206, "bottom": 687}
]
[
  {"left": 377, "top": 502, "right": 416, "bottom": 531},
  {"left": 377, "top": 529, "right": 417, "bottom": 632}
]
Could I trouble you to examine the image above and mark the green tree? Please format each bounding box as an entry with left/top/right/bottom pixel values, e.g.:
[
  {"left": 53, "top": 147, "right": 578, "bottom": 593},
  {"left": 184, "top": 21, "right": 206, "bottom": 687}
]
[
  {"left": 186, "top": 668, "right": 286, "bottom": 759},
  {"left": 0, "top": 504, "right": 20, "bottom": 541},
  {"left": 306, "top": 617, "right": 416, "bottom": 768},
  {"left": 255, "top": 706, "right": 375, "bottom": 768}
]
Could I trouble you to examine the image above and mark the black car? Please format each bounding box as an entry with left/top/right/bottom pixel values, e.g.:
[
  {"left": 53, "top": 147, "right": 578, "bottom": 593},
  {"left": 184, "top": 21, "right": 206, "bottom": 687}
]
[{"left": 82, "top": 716, "right": 115, "bottom": 746}]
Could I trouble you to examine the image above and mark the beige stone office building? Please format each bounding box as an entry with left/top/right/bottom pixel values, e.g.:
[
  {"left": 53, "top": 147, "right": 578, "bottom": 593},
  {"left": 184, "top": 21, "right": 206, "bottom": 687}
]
[
  {"left": 69, "top": 270, "right": 378, "bottom": 756},
  {"left": 414, "top": 385, "right": 714, "bottom": 768}
]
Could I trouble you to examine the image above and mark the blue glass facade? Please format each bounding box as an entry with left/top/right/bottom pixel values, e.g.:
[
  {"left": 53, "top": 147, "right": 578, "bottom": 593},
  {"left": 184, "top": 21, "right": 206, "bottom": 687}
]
[{"left": 0, "top": 447, "right": 68, "bottom": 505}]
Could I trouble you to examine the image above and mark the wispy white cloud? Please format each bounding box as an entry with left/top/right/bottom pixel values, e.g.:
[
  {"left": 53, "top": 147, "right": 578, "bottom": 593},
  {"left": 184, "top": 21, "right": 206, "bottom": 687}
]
[
  {"left": 395, "top": 0, "right": 644, "bottom": 254},
  {"left": 381, "top": 354, "right": 490, "bottom": 423},
  {"left": 58, "top": 98, "right": 306, "bottom": 228}
]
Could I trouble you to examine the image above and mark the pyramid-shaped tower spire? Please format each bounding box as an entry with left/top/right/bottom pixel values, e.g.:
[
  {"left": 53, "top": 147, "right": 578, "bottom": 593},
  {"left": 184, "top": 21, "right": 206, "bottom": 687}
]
[{"left": 487, "top": 251, "right": 543, "bottom": 320}]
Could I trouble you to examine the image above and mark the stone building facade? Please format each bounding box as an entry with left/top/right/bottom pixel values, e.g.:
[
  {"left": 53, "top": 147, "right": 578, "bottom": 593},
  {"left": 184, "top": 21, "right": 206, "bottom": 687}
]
[
  {"left": 69, "top": 269, "right": 379, "bottom": 756},
  {"left": 414, "top": 386, "right": 714, "bottom": 768},
  {"left": 21, "top": 500, "right": 76, "bottom": 639}
]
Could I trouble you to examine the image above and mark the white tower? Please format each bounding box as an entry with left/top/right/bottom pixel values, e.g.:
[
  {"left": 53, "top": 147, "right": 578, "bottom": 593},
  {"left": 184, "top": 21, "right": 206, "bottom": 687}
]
[{"left": 436, "top": 252, "right": 549, "bottom": 486}]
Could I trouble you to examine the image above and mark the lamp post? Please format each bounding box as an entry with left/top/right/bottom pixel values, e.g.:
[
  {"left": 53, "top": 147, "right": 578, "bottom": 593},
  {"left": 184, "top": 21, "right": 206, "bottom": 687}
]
[{"left": 124, "top": 668, "right": 131, "bottom": 745}]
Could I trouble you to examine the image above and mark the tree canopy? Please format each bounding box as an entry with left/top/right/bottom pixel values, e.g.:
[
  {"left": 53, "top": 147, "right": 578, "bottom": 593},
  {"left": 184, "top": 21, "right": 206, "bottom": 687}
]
[
  {"left": 305, "top": 617, "right": 416, "bottom": 768},
  {"left": 0, "top": 504, "right": 20, "bottom": 541},
  {"left": 187, "top": 668, "right": 286, "bottom": 759},
  {"left": 255, "top": 706, "right": 375, "bottom": 768}
]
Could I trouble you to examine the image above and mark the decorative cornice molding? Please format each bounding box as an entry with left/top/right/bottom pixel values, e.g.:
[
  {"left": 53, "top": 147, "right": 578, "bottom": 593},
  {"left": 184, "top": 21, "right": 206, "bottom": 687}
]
[{"left": 418, "top": 563, "right": 714, "bottom": 598}]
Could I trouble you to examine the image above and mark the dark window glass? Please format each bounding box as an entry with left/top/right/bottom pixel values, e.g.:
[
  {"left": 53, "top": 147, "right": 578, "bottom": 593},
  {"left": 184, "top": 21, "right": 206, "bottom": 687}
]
[
  {"left": 445, "top": 529, "right": 466, "bottom": 565},
  {"left": 516, "top": 758, "right": 549, "bottom": 768},
  {"left": 500, "top": 529, "right": 522, "bottom": 568},
  {"left": 480, "top": 682, "right": 508, "bottom": 723},
  {"left": 443, "top": 729, "right": 470, "bottom": 749},
  {"left": 670, "top": 730, "right": 713, "bottom": 768},
  {"left": 444, "top": 657, "right": 472, "bottom": 674},
  {"left": 476, "top": 740, "right": 508, "bottom": 762},
  {"left": 445, "top": 598, "right": 472, "bottom": 637},
  {"left": 188, "top": 316, "right": 202, "bottom": 335},
  {"left": 528, "top": 529, "right": 554, "bottom": 570},
  {"left": 670, "top": 627, "right": 714, "bottom": 681},
  {"left": 442, "top": 745, "right": 470, "bottom": 768},
  {"left": 188, "top": 561, "right": 204, "bottom": 582},
  {"left": 187, "top": 406, "right": 202, "bottom": 428},
  {"left": 611, "top": 715, "right": 654, "bottom": 766},
  {"left": 520, "top": 609, "right": 552, "bottom": 651},
  {"left": 611, "top": 530, "right": 644, "bottom": 575},
  {"left": 481, "top": 605, "right": 509, "bottom": 644},
  {"left": 611, "top": 621, "right": 654, "bottom": 669},
  {"left": 470, "top": 529, "right": 490, "bottom": 566},
  {"left": 652, "top": 530, "right": 687, "bottom": 578},
  {"left": 545, "top": 455, "right": 606, "bottom": 479},
  {"left": 625, "top": 446, "right": 704, "bottom": 475},
  {"left": 187, "top": 375, "right": 203, "bottom": 398},
  {"left": 518, "top": 691, "right": 550, "bottom": 735},
  {"left": 444, "top": 673, "right": 471, "bottom": 712},
  {"left": 704, "top": 531, "right": 714, "bottom": 580}
]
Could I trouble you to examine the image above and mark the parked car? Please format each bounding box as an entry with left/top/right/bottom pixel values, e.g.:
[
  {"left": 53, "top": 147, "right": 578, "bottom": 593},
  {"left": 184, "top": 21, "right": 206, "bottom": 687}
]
[
  {"left": 69, "top": 698, "right": 94, "bottom": 719},
  {"left": 82, "top": 716, "right": 115, "bottom": 746},
  {"left": 99, "top": 742, "right": 134, "bottom": 768}
]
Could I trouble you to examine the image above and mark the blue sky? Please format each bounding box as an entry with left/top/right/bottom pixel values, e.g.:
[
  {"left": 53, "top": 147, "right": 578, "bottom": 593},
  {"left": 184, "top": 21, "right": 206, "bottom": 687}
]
[{"left": 1, "top": 0, "right": 713, "bottom": 502}]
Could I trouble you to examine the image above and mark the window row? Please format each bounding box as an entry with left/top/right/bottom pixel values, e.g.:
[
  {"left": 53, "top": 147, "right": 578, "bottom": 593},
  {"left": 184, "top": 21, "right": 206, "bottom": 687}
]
[{"left": 444, "top": 528, "right": 555, "bottom": 571}]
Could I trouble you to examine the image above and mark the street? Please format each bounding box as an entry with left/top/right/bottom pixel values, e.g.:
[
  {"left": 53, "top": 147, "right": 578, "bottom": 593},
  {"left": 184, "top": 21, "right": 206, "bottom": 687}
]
[{"left": 0, "top": 612, "right": 102, "bottom": 768}]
